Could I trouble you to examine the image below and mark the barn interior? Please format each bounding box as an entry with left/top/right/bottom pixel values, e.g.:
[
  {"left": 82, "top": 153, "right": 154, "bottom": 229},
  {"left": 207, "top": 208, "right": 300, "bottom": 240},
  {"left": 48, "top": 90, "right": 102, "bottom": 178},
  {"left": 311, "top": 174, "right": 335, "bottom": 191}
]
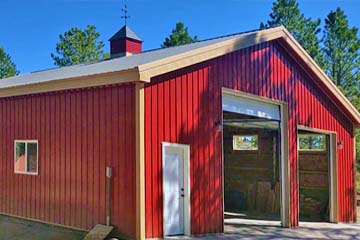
[
  {"left": 223, "top": 111, "right": 281, "bottom": 223},
  {"left": 298, "top": 130, "right": 330, "bottom": 222}
]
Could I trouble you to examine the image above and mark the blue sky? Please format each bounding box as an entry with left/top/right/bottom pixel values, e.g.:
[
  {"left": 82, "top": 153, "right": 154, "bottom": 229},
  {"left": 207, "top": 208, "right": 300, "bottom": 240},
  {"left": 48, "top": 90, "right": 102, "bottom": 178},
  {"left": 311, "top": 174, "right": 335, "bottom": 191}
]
[{"left": 0, "top": 0, "right": 359, "bottom": 74}]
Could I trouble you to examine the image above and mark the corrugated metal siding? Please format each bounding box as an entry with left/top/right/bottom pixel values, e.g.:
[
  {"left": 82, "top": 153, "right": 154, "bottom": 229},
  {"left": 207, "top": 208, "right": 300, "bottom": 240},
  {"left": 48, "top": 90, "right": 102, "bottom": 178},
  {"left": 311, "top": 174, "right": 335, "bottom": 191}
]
[
  {"left": 110, "top": 38, "right": 142, "bottom": 55},
  {"left": 0, "top": 84, "right": 136, "bottom": 238},
  {"left": 125, "top": 39, "right": 142, "bottom": 54},
  {"left": 110, "top": 39, "right": 127, "bottom": 54},
  {"left": 144, "top": 40, "right": 355, "bottom": 238}
]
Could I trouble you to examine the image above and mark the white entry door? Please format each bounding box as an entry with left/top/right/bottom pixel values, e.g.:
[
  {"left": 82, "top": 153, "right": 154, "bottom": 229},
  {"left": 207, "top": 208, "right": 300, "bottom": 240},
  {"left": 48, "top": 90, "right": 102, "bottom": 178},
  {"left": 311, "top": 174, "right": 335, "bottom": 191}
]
[{"left": 162, "top": 143, "right": 190, "bottom": 237}]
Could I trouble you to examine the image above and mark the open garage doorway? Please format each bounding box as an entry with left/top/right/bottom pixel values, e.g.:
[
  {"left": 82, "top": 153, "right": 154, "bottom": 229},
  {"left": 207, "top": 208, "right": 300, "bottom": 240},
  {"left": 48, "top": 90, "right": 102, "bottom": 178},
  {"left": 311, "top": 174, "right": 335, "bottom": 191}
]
[
  {"left": 223, "top": 112, "right": 281, "bottom": 224},
  {"left": 222, "top": 88, "right": 289, "bottom": 231},
  {"left": 297, "top": 128, "right": 338, "bottom": 223}
]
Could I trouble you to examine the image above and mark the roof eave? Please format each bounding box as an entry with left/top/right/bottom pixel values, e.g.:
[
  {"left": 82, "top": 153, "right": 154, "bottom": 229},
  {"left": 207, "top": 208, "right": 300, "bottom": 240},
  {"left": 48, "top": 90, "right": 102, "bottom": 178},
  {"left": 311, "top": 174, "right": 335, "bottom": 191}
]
[
  {"left": 1, "top": 25, "right": 359, "bottom": 125},
  {"left": 0, "top": 68, "right": 144, "bottom": 98}
]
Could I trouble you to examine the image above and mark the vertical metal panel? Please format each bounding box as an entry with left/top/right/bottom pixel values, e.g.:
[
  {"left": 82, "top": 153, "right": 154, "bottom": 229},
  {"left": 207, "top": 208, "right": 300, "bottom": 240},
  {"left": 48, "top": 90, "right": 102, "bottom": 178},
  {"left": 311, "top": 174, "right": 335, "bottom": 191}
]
[
  {"left": 126, "top": 39, "right": 142, "bottom": 54},
  {"left": 0, "top": 84, "right": 136, "bottom": 238},
  {"left": 145, "top": 41, "right": 356, "bottom": 238}
]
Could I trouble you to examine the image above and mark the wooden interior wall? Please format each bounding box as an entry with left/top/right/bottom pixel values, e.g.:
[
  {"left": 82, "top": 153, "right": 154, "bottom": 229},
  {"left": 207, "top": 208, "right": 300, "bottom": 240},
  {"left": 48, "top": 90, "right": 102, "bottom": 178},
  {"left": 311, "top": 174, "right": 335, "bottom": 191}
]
[
  {"left": 299, "top": 152, "right": 329, "bottom": 188},
  {"left": 145, "top": 40, "right": 355, "bottom": 238},
  {"left": 0, "top": 84, "right": 136, "bottom": 238},
  {"left": 298, "top": 133, "right": 329, "bottom": 221},
  {"left": 223, "top": 126, "right": 279, "bottom": 213}
]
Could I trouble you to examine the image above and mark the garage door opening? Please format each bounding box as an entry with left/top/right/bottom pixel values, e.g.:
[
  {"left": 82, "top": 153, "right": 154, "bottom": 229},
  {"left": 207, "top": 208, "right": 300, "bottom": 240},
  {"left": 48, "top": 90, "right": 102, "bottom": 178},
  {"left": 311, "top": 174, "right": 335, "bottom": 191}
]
[
  {"left": 221, "top": 88, "right": 289, "bottom": 231},
  {"left": 223, "top": 111, "right": 281, "bottom": 227},
  {"left": 298, "top": 130, "right": 332, "bottom": 222}
]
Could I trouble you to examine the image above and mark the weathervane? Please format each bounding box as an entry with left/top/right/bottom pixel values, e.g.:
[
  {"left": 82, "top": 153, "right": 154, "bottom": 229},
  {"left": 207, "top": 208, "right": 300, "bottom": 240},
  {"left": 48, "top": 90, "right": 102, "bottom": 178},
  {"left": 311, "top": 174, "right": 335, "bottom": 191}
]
[{"left": 121, "top": 4, "right": 130, "bottom": 25}]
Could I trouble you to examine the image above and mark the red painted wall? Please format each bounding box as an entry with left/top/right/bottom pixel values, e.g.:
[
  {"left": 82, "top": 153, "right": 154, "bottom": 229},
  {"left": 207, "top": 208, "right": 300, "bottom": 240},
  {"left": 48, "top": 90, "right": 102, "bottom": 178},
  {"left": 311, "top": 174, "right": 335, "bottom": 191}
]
[
  {"left": 110, "top": 38, "right": 142, "bottom": 56},
  {"left": 125, "top": 39, "right": 142, "bottom": 54},
  {"left": 0, "top": 84, "right": 136, "bottom": 238},
  {"left": 144, "top": 40, "right": 355, "bottom": 238}
]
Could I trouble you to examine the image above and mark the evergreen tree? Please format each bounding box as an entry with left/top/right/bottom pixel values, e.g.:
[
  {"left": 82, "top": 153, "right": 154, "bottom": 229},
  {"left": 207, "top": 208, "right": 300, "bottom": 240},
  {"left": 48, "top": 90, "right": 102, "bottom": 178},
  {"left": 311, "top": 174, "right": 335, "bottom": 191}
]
[
  {"left": 322, "top": 7, "right": 360, "bottom": 95},
  {"left": 51, "top": 25, "right": 108, "bottom": 67},
  {"left": 260, "top": 0, "right": 323, "bottom": 64},
  {"left": 162, "top": 22, "right": 198, "bottom": 48},
  {"left": 0, "top": 47, "right": 19, "bottom": 79},
  {"left": 322, "top": 8, "right": 360, "bottom": 169}
]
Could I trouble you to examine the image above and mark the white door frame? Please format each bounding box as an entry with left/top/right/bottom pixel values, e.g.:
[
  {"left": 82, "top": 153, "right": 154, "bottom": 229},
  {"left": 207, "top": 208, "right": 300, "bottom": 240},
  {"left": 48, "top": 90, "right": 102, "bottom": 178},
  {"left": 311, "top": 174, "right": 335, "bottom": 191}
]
[
  {"left": 297, "top": 126, "right": 338, "bottom": 223},
  {"left": 221, "top": 88, "right": 291, "bottom": 228},
  {"left": 162, "top": 142, "right": 191, "bottom": 237}
]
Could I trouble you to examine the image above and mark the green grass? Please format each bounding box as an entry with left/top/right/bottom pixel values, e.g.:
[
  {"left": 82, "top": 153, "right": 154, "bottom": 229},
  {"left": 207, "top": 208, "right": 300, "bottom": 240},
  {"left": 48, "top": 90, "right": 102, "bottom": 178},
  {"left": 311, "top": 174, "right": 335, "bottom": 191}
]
[{"left": 299, "top": 188, "right": 329, "bottom": 206}]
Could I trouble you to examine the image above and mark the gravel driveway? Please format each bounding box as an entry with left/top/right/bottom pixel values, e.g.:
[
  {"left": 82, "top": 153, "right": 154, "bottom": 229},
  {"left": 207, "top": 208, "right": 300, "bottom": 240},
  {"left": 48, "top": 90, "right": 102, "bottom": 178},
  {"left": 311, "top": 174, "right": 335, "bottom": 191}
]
[{"left": 0, "top": 215, "right": 86, "bottom": 240}]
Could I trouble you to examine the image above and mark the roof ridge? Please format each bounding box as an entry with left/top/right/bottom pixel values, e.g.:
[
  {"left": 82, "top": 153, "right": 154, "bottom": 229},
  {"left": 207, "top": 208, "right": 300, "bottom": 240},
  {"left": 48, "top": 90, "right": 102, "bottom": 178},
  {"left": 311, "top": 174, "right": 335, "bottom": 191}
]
[
  {"left": 30, "top": 25, "right": 279, "bottom": 74},
  {"left": 137, "top": 25, "right": 281, "bottom": 55}
]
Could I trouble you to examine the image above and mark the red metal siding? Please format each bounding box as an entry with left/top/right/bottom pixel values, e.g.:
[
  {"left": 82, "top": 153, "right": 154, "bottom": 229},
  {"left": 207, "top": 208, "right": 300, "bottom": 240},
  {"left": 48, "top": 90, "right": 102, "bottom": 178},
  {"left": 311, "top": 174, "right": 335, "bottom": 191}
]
[
  {"left": 110, "top": 38, "right": 127, "bottom": 55},
  {"left": 0, "top": 84, "right": 136, "bottom": 238},
  {"left": 110, "top": 38, "right": 142, "bottom": 56},
  {"left": 125, "top": 39, "right": 142, "bottom": 54},
  {"left": 144, "top": 40, "right": 355, "bottom": 238}
]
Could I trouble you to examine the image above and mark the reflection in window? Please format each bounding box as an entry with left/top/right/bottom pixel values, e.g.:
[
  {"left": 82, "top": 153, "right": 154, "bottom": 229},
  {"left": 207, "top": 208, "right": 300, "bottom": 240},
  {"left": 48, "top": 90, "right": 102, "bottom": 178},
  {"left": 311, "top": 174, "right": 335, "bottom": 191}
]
[
  {"left": 298, "top": 134, "right": 326, "bottom": 151},
  {"left": 14, "top": 140, "right": 38, "bottom": 174},
  {"left": 233, "top": 135, "right": 258, "bottom": 150},
  {"left": 15, "top": 142, "right": 26, "bottom": 172}
]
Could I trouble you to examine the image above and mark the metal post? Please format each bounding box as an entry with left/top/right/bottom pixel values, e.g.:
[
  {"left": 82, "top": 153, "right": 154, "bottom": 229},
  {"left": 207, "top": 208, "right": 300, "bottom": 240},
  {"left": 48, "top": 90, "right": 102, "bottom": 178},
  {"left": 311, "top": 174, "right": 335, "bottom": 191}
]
[
  {"left": 106, "top": 166, "right": 112, "bottom": 226},
  {"left": 273, "top": 135, "right": 277, "bottom": 185}
]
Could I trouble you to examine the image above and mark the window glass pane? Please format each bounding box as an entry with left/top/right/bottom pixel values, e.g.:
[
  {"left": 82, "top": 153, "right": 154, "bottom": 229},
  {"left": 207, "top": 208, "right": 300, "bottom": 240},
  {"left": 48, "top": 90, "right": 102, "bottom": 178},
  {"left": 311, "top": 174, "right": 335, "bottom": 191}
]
[
  {"left": 27, "top": 143, "right": 37, "bottom": 173},
  {"left": 299, "top": 134, "right": 326, "bottom": 151},
  {"left": 233, "top": 135, "right": 258, "bottom": 150},
  {"left": 15, "top": 142, "right": 26, "bottom": 172}
]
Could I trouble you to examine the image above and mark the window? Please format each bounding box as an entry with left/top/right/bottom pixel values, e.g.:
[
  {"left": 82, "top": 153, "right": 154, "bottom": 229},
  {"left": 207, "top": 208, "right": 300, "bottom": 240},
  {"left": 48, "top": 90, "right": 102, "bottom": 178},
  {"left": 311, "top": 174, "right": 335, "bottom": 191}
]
[
  {"left": 298, "top": 134, "right": 326, "bottom": 151},
  {"left": 233, "top": 135, "right": 258, "bottom": 151},
  {"left": 14, "top": 140, "right": 38, "bottom": 175}
]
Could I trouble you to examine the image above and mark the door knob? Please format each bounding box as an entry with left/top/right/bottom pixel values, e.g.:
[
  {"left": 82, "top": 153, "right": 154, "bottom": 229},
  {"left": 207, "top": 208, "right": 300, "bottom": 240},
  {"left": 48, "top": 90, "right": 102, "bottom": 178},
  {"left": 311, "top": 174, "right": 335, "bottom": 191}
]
[
  {"left": 181, "top": 194, "right": 184, "bottom": 197},
  {"left": 181, "top": 188, "right": 184, "bottom": 191}
]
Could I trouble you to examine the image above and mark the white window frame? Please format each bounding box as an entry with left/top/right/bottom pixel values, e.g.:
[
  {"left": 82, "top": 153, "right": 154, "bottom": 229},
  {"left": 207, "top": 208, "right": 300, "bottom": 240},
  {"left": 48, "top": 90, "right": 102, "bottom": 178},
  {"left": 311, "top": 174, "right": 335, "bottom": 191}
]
[
  {"left": 232, "top": 134, "right": 259, "bottom": 151},
  {"left": 14, "top": 140, "right": 39, "bottom": 175},
  {"left": 298, "top": 133, "right": 327, "bottom": 152}
]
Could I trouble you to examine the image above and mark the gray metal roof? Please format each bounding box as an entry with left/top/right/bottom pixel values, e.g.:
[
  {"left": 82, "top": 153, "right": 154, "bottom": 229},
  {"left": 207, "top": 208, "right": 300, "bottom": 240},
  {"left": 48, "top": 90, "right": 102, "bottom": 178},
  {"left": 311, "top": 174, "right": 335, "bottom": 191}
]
[
  {"left": 109, "top": 25, "right": 142, "bottom": 42},
  {"left": 2, "top": 26, "right": 360, "bottom": 124},
  {"left": 0, "top": 29, "right": 258, "bottom": 89}
]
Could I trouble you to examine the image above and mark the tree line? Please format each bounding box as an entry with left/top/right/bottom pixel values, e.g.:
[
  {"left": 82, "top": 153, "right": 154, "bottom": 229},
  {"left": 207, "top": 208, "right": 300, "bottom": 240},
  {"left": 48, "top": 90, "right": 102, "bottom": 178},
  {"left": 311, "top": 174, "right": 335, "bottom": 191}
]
[{"left": 1, "top": 0, "right": 360, "bottom": 165}]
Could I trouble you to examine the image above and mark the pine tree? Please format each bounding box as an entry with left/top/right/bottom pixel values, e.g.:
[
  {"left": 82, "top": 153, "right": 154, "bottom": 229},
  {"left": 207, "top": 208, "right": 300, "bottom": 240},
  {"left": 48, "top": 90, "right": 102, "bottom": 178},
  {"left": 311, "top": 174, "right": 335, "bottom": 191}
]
[
  {"left": 322, "top": 8, "right": 360, "bottom": 169},
  {"left": 51, "top": 25, "right": 108, "bottom": 67},
  {"left": 162, "top": 22, "right": 198, "bottom": 48},
  {"left": 260, "top": 0, "right": 323, "bottom": 65},
  {"left": 0, "top": 47, "right": 19, "bottom": 79},
  {"left": 322, "top": 7, "right": 360, "bottom": 95}
]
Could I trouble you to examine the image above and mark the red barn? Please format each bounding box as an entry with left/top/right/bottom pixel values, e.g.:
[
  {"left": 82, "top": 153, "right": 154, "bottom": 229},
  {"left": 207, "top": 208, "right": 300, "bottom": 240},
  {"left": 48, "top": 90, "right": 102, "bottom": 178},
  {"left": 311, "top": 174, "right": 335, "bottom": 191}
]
[{"left": 0, "top": 25, "right": 359, "bottom": 239}]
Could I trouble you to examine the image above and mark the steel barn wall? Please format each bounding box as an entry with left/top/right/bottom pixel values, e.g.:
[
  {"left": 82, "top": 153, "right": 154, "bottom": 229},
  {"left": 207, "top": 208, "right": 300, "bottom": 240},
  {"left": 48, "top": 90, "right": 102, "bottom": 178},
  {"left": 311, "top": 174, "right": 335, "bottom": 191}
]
[
  {"left": 0, "top": 83, "right": 137, "bottom": 238},
  {"left": 144, "top": 40, "right": 355, "bottom": 238}
]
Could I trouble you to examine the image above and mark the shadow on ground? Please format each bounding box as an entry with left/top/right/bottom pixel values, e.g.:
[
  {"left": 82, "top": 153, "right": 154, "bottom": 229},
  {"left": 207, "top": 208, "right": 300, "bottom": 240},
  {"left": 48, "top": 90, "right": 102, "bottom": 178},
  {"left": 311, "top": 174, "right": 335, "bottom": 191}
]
[
  {"left": 167, "top": 218, "right": 360, "bottom": 240},
  {"left": 0, "top": 215, "right": 86, "bottom": 240}
]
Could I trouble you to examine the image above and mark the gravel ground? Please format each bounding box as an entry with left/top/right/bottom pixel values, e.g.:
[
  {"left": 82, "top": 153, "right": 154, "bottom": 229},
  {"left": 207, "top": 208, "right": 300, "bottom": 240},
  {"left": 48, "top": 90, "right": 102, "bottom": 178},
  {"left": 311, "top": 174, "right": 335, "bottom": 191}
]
[{"left": 0, "top": 215, "right": 86, "bottom": 240}]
